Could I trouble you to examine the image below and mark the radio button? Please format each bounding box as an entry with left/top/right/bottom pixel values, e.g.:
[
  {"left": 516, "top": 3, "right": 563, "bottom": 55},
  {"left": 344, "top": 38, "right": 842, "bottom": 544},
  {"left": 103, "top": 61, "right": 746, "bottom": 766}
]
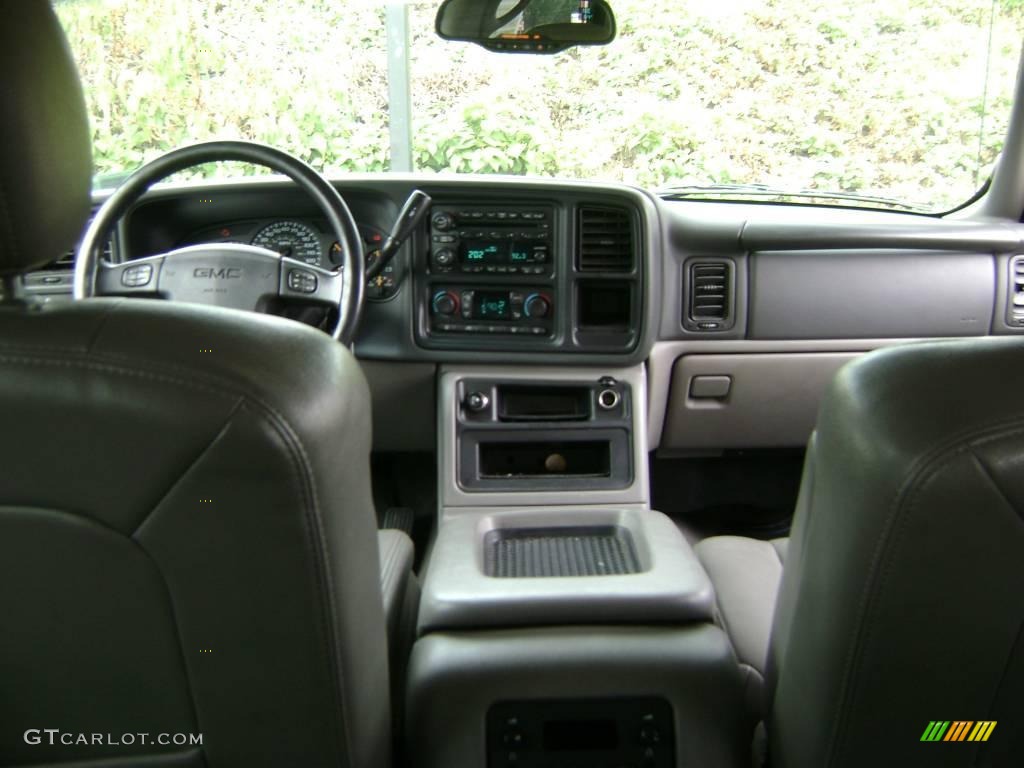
[{"left": 434, "top": 248, "right": 455, "bottom": 266}]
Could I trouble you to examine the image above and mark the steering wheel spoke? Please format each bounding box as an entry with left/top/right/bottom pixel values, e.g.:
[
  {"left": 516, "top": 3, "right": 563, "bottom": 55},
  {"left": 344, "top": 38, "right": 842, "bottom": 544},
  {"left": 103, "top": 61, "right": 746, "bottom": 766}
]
[
  {"left": 95, "top": 255, "right": 165, "bottom": 298},
  {"left": 278, "top": 257, "right": 344, "bottom": 306}
]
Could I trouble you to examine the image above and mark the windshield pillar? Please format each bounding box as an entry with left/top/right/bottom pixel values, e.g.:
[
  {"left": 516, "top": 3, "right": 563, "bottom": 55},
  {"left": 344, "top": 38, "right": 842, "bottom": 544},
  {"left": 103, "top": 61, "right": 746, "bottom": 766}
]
[{"left": 386, "top": 2, "right": 413, "bottom": 172}]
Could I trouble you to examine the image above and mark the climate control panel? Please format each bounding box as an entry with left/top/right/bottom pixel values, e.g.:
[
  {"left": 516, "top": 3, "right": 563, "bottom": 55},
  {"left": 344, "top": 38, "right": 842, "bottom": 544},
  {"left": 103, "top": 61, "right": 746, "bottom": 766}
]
[{"left": 428, "top": 286, "right": 554, "bottom": 337}]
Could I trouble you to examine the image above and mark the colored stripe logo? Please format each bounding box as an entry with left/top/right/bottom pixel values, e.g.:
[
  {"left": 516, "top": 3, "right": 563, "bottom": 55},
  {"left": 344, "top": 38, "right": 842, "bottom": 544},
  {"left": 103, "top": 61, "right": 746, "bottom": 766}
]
[{"left": 920, "top": 721, "right": 997, "bottom": 742}]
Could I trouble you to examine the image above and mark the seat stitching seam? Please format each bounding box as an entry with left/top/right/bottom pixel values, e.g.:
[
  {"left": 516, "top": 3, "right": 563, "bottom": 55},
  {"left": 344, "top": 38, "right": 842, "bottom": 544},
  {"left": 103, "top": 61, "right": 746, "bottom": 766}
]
[
  {"left": 130, "top": 396, "right": 245, "bottom": 539},
  {"left": 253, "top": 394, "right": 355, "bottom": 766},
  {"left": 84, "top": 299, "right": 127, "bottom": 353},
  {"left": 827, "top": 419, "right": 1024, "bottom": 761},
  {"left": 966, "top": 444, "right": 1024, "bottom": 525}
]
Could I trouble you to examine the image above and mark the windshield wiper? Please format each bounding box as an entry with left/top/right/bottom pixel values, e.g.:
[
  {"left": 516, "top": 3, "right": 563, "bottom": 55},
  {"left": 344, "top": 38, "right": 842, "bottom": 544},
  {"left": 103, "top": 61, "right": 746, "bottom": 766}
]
[{"left": 657, "top": 183, "right": 929, "bottom": 213}]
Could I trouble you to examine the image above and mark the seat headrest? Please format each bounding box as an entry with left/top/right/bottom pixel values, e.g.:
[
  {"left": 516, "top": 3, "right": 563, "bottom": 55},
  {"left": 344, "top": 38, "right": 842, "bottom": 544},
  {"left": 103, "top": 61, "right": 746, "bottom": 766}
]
[{"left": 0, "top": 1, "right": 92, "bottom": 276}]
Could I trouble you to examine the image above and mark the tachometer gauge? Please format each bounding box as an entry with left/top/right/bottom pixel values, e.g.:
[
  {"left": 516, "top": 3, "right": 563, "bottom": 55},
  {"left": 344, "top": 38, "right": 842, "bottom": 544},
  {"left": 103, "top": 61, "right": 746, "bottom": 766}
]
[{"left": 252, "top": 220, "right": 322, "bottom": 266}]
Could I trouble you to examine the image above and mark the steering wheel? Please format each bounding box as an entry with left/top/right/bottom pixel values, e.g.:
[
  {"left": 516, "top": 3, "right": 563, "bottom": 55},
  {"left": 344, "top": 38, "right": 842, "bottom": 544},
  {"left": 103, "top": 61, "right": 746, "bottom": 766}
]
[{"left": 73, "top": 141, "right": 364, "bottom": 344}]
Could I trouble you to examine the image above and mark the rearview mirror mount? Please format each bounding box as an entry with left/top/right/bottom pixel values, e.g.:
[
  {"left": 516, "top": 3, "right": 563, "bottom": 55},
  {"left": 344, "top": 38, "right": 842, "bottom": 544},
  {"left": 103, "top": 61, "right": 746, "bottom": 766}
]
[{"left": 435, "top": 0, "right": 617, "bottom": 54}]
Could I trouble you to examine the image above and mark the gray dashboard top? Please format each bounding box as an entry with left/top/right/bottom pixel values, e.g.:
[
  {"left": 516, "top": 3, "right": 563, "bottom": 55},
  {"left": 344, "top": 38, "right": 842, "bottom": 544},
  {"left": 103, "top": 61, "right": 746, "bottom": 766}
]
[{"left": 65, "top": 175, "right": 1024, "bottom": 365}]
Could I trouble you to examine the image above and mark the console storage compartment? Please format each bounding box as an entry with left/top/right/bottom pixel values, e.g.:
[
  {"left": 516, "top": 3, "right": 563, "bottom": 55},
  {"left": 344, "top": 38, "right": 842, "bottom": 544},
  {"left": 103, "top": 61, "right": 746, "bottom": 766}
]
[{"left": 418, "top": 508, "right": 712, "bottom": 632}]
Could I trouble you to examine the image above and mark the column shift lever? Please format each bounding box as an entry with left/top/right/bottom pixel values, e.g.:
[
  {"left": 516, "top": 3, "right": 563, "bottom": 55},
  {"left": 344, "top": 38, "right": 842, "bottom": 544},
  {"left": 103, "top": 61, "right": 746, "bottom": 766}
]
[{"left": 366, "top": 189, "right": 432, "bottom": 280}]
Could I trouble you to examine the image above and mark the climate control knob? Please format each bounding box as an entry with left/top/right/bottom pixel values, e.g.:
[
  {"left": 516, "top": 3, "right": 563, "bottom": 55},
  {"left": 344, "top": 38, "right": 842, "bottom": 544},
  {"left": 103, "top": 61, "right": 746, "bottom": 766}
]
[
  {"left": 431, "top": 290, "right": 459, "bottom": 316},
  {"left": 523, "top": 293, "right": 551, "bottom": 319}
]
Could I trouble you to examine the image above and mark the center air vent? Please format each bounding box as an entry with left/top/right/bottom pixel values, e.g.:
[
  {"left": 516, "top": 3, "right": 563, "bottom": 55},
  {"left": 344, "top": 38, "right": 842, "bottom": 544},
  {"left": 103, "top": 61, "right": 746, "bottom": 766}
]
[
  {"left": 685, "top": 260, "right": 733, "bottom": 331},
  {"left": 577, "top": 206, "right": 634, "bottom": 272}
]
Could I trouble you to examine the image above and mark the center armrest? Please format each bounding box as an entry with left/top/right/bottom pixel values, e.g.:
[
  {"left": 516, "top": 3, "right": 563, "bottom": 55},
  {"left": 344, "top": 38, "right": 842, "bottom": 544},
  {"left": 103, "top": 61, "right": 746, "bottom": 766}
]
[{"left": 418, "top": 507, "right": 712, "bottom": 633}]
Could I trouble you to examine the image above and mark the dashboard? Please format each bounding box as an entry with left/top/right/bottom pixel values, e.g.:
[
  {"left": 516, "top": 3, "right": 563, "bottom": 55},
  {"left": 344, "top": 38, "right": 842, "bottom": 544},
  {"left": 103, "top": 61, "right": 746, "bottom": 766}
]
[
  {"left": 21, "top": 174, "right": 1024, "bottom": 454},
  {"left": 107, "top": 177, "right": 659, "bottom": 363}
]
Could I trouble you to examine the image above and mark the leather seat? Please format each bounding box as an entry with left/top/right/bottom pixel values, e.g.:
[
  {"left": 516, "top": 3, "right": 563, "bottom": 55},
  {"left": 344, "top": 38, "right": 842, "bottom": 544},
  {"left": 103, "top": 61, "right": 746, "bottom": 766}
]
[
  {"left": 695, "top": 536, "right": 787, "bottom": 715},
  {"left": 698, "top": 340, "right": 1024, "bottom": 766},
  {"left": 0, "top": 4, "right": 402, "bottom": 766}
]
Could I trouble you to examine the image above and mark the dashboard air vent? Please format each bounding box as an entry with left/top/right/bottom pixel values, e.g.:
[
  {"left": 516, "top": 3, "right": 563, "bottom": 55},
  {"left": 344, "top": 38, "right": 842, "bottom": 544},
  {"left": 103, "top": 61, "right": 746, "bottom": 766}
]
[
  {"left": 45, "top": 215, "right": 113, "bottom": 270},
  {"left": 687, "top": 261, "right": 731, "bottom": 329},
  {"left": 577, "top": 206, "right": 634, "bottom": 272},
  {"left": 1009, "top": 255, "right": 1024, "bottom": 328}
]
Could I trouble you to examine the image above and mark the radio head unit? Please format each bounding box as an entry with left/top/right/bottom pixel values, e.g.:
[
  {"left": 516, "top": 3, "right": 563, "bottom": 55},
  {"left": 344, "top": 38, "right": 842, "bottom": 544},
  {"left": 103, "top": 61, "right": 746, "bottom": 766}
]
[{"left": 430, "top": 204, "right": 553, "bottom": 276}]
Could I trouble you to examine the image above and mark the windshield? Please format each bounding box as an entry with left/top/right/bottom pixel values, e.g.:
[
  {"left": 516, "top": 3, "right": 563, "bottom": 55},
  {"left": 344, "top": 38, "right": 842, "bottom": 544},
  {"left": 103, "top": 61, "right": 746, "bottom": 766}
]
[{"left": 56, "top": 0, "right": 1023, "bottom": 213}]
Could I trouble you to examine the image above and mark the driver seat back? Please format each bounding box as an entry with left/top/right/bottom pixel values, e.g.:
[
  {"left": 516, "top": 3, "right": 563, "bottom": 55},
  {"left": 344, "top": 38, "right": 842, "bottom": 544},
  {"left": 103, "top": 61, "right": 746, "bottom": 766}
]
[{"left": 0, "top": 4, "right": 390, "bottom": 767}]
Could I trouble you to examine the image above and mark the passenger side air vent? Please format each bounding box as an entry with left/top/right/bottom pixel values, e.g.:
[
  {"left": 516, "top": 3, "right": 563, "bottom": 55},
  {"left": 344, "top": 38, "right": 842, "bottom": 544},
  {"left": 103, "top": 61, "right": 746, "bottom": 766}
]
[
  {"left": 1008, "top": 255, "right": 1024, "bottom": 328},
  {"left": 577, "top": 206, "right": 634, "bottom": 272},
  {"left": 684, "top": 260, "right": 733, "bottom": 332}
]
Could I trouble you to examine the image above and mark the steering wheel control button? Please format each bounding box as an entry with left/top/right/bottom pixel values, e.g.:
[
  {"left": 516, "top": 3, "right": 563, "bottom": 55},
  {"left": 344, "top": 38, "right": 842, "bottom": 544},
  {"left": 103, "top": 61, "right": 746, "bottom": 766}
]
[
  {"left": 121, "top": 264, "right": 153, "bottom": 288},
  {"left": 287, "top": 268, "right": 318, "bottom": 294}
]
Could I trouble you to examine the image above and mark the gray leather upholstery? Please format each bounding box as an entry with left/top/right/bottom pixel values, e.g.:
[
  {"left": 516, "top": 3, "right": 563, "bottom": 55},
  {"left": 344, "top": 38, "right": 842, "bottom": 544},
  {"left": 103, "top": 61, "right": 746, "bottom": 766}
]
[
  {"left": 701, "top": 339, "right": 1024, "bottom": 766},
  {"left": 695, "top": 535, "right": 787, "bottom": 716},
  {"left": 0, "top": 1, "right": 91, "bottom": 275},
  {"left": 378, "top": 530, "right": 420, "bottom": 767},
  {"left": 0, "top": 300, "right": 392, "bottom": 767},
  {"left": 0, "top": 5, "right": 393, "bottom": 765}
]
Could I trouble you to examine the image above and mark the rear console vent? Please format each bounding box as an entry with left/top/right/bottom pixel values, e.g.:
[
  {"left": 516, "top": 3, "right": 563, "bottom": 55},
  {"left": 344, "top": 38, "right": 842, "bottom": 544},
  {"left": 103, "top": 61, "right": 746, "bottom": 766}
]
[
  {"left": 1009, "top": 255, "right": 1024, "bottom": 328},
  {"left": 577, "top": 206, "right": 634, "bottom": 272},
  {"left": 685, "top": 260, "right": 733, "bottom": 331}
]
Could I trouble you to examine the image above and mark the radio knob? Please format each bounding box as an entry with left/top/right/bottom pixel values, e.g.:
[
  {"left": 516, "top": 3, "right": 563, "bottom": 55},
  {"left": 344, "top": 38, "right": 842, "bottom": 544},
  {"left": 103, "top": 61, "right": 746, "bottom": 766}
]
[
  {"left": 432, "top": 212, "right": 455, "bottom": 231},
  {"left": 434, "top": 248, "right": 455, "bottom": 266},
  {"left": 431, "top": 290, "right": 459, "bottom": 316},
  {"left": 523, "top": 293, "right": 550, "bottom": 319}
]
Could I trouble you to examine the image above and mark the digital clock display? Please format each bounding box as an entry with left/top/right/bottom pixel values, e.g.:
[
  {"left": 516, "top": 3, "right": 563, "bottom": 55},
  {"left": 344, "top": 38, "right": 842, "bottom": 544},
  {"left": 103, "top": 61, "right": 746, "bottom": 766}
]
[{"left": 473, "top": 291, "right": 511, "bottom": 319}]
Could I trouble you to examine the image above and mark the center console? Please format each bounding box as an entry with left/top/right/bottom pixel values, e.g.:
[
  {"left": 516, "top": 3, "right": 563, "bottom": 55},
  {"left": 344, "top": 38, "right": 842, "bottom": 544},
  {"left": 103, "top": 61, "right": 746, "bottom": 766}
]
[
  {"left": 406, "top": 363, "right": 747, "bottom": 768},
  {"left": 425, "top": 203, "right": 557, "bottom": 340},
  {"left": 414, "top": 195, "right": 645, "bottom": 354}
]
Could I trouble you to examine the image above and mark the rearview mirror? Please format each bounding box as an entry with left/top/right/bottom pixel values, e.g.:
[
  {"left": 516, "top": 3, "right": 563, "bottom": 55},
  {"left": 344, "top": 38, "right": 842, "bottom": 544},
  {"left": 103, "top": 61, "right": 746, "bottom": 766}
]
[{"left": 436, "top": 0, "right": 616, "bottom": 54}]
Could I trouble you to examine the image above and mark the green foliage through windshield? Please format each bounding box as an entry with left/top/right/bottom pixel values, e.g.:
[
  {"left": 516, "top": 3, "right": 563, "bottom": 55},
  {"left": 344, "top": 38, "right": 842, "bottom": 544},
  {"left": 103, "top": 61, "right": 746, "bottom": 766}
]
[{"left": 55, "top": 0, "right": 1024, "bottom": 212}]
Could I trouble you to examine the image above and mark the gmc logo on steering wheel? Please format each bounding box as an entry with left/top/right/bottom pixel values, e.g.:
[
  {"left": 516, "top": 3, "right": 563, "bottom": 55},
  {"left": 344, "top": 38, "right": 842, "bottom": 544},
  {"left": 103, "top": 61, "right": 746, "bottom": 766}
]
[{"left": 193, "top": 267, "right": 242, "bottom": 279}]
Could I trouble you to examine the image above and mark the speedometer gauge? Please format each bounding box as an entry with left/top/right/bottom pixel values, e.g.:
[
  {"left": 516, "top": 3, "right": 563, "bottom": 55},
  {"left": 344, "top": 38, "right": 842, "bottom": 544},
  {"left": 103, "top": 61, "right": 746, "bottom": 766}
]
[{"left": 252, "top": 221, "right": 322, "bottom": 265}]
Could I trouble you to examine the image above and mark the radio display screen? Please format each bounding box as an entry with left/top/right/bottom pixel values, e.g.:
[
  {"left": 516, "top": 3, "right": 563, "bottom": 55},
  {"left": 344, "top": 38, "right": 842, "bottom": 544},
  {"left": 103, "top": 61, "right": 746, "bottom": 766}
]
[
  {"left": 461, "top": 240, "right": 540, "bottom": 265},
  {"left": 473, "top": 291, "right": 511, "bottom": 319},
  {"left": 462, "top": 241, "right": 507, "bottom": 264}
]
